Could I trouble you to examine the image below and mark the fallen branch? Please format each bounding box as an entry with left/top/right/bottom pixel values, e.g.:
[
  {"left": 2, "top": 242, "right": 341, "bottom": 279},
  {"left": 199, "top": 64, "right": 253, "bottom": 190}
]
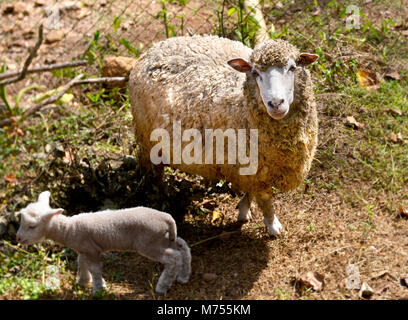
[
  {"left": 190, "top": 231, "right": 239, "bottom": 247},
  {"left": 0, "top": 25, "right": 44, "bottom": 86},
  {"left": 24, "top": 73, "right": 85, "bottom": 117},
  {"left": 74, "top": 76, "right": 127, "bottom": 85},
  {"left": 19, "top": 74, "right": 127, "bottom": 117},
  {"left": 0, "top": 60, "right": 88, "bottom": 81}
]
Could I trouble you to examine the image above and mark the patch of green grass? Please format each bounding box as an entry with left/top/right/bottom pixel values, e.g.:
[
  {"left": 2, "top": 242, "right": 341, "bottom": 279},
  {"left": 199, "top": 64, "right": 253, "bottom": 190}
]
[{"left": 0, "top": 242, "right": 67, "bottom": 299}]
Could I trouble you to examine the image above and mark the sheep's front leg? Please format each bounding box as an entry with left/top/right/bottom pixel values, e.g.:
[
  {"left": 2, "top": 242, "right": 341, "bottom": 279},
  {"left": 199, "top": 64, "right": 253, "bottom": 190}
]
[
  {"left": 255, "top": 193, "right": 283, "bottom": 236},
  {"left": 82, "top": 253, "right": 107, "bottom": 294},
  {"left": 237, "top": 193, "right": 253, "bottom": 221},
  {"left": 77, "top": 254, "right": 92, "bottom": 287}
]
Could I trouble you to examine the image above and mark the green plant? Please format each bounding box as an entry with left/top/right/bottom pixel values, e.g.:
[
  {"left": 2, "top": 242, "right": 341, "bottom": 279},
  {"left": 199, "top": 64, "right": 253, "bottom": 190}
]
[{"left": 225, "top": 0, "right": 260, "bottom": 47}]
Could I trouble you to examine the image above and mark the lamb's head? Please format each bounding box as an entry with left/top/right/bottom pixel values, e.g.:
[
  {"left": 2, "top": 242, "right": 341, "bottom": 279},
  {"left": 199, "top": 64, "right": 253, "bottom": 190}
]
[
  {"left": 228, "top": 39, "right": 318, "bottom": 120},
  {"left": 16, "top": 191, "right": 64, "bottom": 245}
]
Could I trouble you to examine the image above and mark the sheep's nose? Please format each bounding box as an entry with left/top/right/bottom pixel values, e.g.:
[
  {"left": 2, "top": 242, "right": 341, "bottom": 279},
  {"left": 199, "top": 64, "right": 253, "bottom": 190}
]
[
  {"left": 16, "top": 235, "right": 21, "bottom": 242},
  {"left": 267, "top": 99, "right": 284, "bottom": 109}
]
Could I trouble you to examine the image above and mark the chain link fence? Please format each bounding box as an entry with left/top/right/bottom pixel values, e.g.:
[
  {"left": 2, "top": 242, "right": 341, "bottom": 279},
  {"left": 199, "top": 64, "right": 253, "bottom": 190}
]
[{"left": 1, "top": 0, "right": 278, "bottom": 96}]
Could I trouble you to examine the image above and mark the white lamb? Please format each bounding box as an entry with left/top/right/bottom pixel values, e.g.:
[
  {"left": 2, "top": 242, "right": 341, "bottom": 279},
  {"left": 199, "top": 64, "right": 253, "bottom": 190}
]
[{"left": 16, "top": 191, "right": 191, "bottom": 295}]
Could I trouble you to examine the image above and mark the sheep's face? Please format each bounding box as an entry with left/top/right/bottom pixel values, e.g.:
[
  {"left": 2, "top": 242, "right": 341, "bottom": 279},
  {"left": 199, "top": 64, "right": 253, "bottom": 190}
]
[
  {"left": 228, "top": 53, "right": 318, "bottom": 120},
  {"left": 16, "top": 191, "right": 63, "bottom": 245},
  {"left": 252, "top": 59, "right": 296, "bottom": 120}
]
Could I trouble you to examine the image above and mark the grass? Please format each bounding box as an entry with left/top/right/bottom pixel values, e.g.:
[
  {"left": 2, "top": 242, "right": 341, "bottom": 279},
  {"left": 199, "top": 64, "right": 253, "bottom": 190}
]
[{"left": 0, "top": 0, "right": 408, "bottom": 300}]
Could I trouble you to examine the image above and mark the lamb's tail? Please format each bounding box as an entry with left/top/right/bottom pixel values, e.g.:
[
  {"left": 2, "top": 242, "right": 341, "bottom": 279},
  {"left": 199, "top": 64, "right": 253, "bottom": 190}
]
[
  {"left": 176, "top": 237, "right": 190, "bottom": 256},
  {"left": 167, "top": 217, "right": 177, "bottom": 242}
]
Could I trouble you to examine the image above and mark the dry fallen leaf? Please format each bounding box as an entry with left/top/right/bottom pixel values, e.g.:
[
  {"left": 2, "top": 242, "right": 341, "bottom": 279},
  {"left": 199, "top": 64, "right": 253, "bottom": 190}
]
[
  {"left": 211, "top": 210, "right": 223, "bottom": 224},
  {"left": 359, "top": 282, "right": 374, "bottom": 299},
  {"left": 359, "top": 106, "right": 369, "bottom": 113},
  {"left": 389, "top": 132, "right": 404, "bottom": 144},
  {"left": 62, "top": 150, "right": 75, "bottom": 165},
  {"left": 346, "top": 116, "right": 365, "bottom": 129},
  {"left": 311, "top": 7, "right": 321, "bottom": 16},
  {"left": 357, "top": 69, "right": 380, "bottom": 90},
  {"left": 5, "top": 173, "right": 17, "bottom": 183},
  {"left": 297, "top": 272, "right": 324, "bottom": 292},
  {"left": 385, "top": 108, "right": 403, "bottom": 116},
  {"left": 384, "top": 70, "right": 401, "bottom": 81},
  {"left": 399, "top": 206, "right": 408, "bottom": 218}
]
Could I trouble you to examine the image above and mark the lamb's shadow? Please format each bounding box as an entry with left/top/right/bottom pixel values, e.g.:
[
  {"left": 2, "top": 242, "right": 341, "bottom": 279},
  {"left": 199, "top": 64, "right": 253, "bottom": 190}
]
[{"left": 39, "top": 156, "right": 270, "bottom": 299}]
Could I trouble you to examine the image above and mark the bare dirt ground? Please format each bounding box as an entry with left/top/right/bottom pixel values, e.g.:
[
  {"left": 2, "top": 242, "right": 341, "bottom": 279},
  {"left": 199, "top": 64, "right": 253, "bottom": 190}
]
[{"left": 0, "top": 0, "right": 408, "bottom": 300}]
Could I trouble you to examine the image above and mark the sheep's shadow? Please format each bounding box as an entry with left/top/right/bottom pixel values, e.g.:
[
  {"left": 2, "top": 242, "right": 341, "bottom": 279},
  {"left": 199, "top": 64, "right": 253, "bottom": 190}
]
[{"left": 36, "top": 156, "right": 270, "bottom": 299}]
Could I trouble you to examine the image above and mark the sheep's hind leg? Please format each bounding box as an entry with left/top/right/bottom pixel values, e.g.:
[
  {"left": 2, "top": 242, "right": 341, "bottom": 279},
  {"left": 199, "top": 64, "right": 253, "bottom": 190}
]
[
  {"left": 175, "top": 237, "right": 191, "bottom": 284},
  {"left": 155, "top": 248, "right": 182, "bottom": 295},
  {"left": 255, "top": 193, "right": 283, "bottom": 236},
  {"left": 237, "top": 193, "right": 253, "bottom": 222},
  {"left": 82, "top": 253, "right": 107, "bottom": 294},
  {"left": 77, "top": 254, "right": 92, "bottom": 286}
]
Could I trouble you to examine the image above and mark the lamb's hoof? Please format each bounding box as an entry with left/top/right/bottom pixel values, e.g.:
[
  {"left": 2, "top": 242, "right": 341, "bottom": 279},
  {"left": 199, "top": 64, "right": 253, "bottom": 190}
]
[
  {"left": 92, "top": 287, "right": 108, "bottom": 296},
  {"left": 155, "top": 286, "right": 168, "bottom": 296},
  {"left": 92, "top": 279, "right": 107, "bottom": 295},
  {"left": 77, "top": 275, "right": 92, "bottom": 287},
  {"left": 77, "top": 278, "right": 91, "bottom": 287},
  {"left": 238, "top": 209, "right": 252, "bottom": 222},
  {"left": 264, "top": 216, "right": 283, "bottom": 236}
]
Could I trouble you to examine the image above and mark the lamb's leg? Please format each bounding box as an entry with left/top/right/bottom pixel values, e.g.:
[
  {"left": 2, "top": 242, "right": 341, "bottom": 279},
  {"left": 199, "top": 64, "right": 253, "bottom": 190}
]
[
  {"left": 237, "top": 193, "right": 253, "bottom": 221},
  {"left": 82, "top": 253, "right": 107, "bottom": 294},
  {"left": 155, "top": 248, "right": 182, "bottom": 295},
  {"left": 175, "top": 237, "right": 191, "bottom": 284},
  {"left": 77, "top": 254, "right": 92, "bottom": 287},
  {"left": 255, "top": 193, "right": 283, "bottom": 236}
]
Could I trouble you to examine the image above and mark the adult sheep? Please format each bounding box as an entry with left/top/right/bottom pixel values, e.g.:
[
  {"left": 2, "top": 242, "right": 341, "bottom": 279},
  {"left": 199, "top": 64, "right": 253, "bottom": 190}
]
[{"left": 129, "top": 35, "right": 318, "bottom": 236}]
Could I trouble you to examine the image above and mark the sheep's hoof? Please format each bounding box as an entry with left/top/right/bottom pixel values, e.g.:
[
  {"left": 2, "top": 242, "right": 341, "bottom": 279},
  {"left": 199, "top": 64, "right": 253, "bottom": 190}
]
[
  {"left": 238, "top": 209, "right": 252, "bottom": 222},
  {"left": 264, "top": 216, "right": 283, "bottom": 236}
]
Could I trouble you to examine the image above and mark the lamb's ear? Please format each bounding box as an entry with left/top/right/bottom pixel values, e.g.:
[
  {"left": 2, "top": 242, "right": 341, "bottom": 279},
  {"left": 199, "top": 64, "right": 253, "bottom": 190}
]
[
  {"left": 297, "top": 53, "right": 319, "bottom": 66},
  {"left": 228, "top": 58, "right": 252, "bottom": 73},
  {"left": 38, "top": 191, "right": 51, "bottom": 205},
  {"left": 42, "top": 208, "right": 64, "bottom": 221}
]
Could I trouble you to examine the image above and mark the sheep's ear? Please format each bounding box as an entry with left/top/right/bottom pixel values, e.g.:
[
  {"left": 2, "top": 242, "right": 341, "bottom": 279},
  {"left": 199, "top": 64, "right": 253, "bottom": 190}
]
[
  {"left": 228, "top": 58, "right": 252, "bottom": 73},
  {"left": 42, "top": 208, "right": 64, "bottom": 221},
  {"left": 38, "top": 191, "right": 51, "bottom": 205},
  {"left": 297, "top": 53, "right": 319, "bottom": 66}
]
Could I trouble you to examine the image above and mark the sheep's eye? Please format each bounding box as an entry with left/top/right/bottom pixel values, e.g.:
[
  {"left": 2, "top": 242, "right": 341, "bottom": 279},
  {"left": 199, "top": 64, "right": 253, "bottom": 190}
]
[
  {"left": 251, "top": 69, "right": 260, "bottom": 77},
  {"left": 289, "top": 65, "right": 296, "bottom": 72},
  {"left": 29, "top": 225, "right": 36, "bottom": 230}
]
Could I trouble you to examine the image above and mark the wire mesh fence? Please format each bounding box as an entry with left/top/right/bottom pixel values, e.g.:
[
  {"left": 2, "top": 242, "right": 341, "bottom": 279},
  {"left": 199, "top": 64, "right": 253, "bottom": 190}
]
[{"left": 1, "top": 0, "right": 276, "bottom": 97}]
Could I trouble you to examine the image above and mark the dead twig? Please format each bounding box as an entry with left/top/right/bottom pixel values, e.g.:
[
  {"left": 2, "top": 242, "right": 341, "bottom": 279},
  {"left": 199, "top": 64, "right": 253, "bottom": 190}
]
[
  {"left": 0, "top": 25, "right": 44, "bottom": 86},
  {"left": 74, "top": 77, "right": 127, "bottom": 85},
  {"left": 24, "top": 73, "right": 85, "bottom": 117},
  {"left": 22, "top": 74, "right": 127, "bottom": 117},
  {"left": 190, "top": 231, "right": 239, "bottom": 247},
  {"left": 0, "top": 60, "right": 88, "bottom": 81}
]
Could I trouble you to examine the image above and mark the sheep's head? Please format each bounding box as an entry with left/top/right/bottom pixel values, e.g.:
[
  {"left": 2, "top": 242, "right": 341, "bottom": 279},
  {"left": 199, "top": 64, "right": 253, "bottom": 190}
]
[
  {"left": 228, "top": 39, "right": 318, "bottom": 120},
  {"left": 16, "top": 191, "right": 64, "bottom": 245}
]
